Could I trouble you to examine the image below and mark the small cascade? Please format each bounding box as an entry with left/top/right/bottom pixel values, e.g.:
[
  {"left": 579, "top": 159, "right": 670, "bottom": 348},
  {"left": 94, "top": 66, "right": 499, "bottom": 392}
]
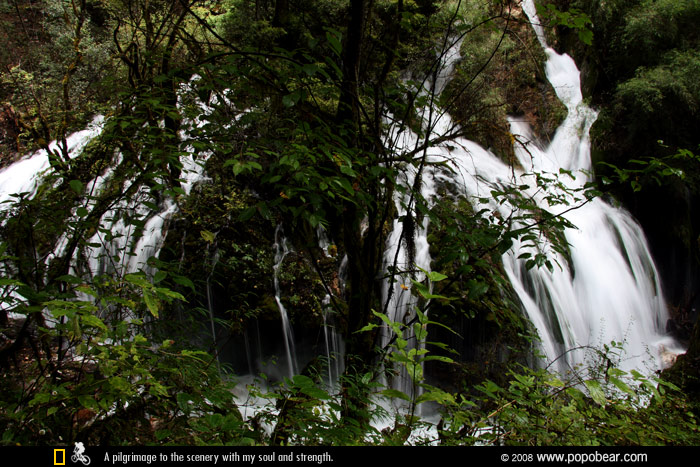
[
  {"left": 380, "top": 161, "right": 436, "bottom": 397},
  {"left": 380, "top": 36, "right": 464, "bottom": 397},
  {"left": 81, "top": 157, "right": 207, "bottom": 279},
  {"left": 84, "top": 101, "right": 210, "bottom": 279},
  {"left": 0, "top": 115, "right": 105, "bottom": 206},
  {"left": 0, "top": 117, "right": 105, "bottom": 314},
  {"left": 272, "top": 224, "right": 299, "bottom": 378},
  {"left": 316, "top": 226, "right": 345, "bottom": 388},
  {"left": 321, "top": 294, "right": 344, "bottom": 389},
  {"left": 205, "top": 235, "right": 222, "bottom": 372},
  {"left": 0, "top": 83, "right": 212, "bottom": 322}
]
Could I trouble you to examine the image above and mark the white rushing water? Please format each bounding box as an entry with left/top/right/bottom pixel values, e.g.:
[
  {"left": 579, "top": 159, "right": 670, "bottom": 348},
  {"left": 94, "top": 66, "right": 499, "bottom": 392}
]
[
  {"left": 83, "top": 151, "right": 207, "bottom": 278},
  {"left": 272, "top": 224, "right": 299, "bottom": 378},
  {"left": 0, "top": 116, "right": 106, "bottom": 314},
  {"left": 0, "top": 116, "right": 105, "bottom": 207},
  {"left": 0, "top": 79, "right": 211, "bottom": 306},
  {"left": 380, "top": 1, "right": 681, "bottom": 380},
  {"left": 85, "top": 79, "right": 211, "bottom": 278},
  {"left": 379, "top": 34, "right": 462, "bottom": 396},
  {"left": 508, "top": 1, "right": 681, "bottom": 373}
]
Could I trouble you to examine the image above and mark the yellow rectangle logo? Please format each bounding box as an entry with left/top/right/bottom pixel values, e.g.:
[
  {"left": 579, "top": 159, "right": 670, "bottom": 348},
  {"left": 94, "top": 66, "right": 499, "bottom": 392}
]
[{"left": 54, "top": 449, "right": 66, "bottom": 465}]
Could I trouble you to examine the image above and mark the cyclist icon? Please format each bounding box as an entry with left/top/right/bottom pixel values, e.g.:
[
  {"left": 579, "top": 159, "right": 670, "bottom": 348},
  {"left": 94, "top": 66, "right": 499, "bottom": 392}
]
[{"left": 71, "top": 442, "right": 91, "bottom": 465}]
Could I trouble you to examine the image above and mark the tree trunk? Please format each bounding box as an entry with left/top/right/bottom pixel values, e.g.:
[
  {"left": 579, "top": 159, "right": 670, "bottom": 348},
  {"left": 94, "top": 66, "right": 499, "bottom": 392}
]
[{"left": 336, "top": 0, "right": 366, "bottom": 129}]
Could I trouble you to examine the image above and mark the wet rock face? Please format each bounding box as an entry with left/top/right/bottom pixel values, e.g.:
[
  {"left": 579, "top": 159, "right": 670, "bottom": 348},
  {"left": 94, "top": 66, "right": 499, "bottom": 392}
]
[
  {"left": 0, "top": 105, "right": 22, "bottom": 167},
  {"left": 663, "top": 318, "right": 700, "bottom": 413},
  {"left": 443, "top": 4, "right": 566, "bottom": 167},
  {"left": 154, "top": 176, "right": 349, "bottom": 379}
]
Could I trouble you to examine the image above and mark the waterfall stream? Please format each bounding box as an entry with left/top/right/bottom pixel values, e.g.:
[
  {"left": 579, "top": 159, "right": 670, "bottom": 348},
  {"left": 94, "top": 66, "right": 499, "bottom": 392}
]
[
  {"left": 272, "top": 224, "right": 299, "bottom": 378},
  {"left": 507, "top": 1, "right": 681, "bottom": 373},
  {"left": 379, "top": 1, "right": 681, "bottom": 382},
  {"left": 0, "top": 115, "right": 105, "bottom": 205}
]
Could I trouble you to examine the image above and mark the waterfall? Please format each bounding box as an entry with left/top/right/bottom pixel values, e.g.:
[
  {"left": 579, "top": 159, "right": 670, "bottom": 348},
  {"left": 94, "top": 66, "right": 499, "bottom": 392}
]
[
  {"left": 0, "top": 116, "right": 105, "bottom": 314},
  {"left": 506, "top": 0, "right": 681, "bottom": 373},
  {"left": 83, "top": 153, "right": 207, "bottom": 278},
  {"left": 380, "top": 1, "right": 680, "bottom": 380},
  {"left": 321, "top": 294, "right": 344, "bottom": 389},
  {"left": 205, "top": 236, "right": 222, "bottom": 372},
  {"left": 0, "top": 82, "right": 211, "bottom": 318},
  {"left": 380, "top": 151, "right": 438, "bottom": 396},
  {"left": 84, "top": 80, "right": 211, "bottom": 279},
  {"left": 0, "top": 115, "right": 104, "bottom": 205}
]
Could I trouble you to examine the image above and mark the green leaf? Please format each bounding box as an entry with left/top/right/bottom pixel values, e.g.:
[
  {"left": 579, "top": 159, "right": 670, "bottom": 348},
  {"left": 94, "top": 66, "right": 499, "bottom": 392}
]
[
  {"left": 381, "top": 388, "right": 411, "bottom": 402},
  {"left": 109, "top": 376, "right": 132, "bottom": 394},
  {"left": 326, "top": 29, "right": 343, "bottom": 56},
  {"left": 608, "top": 376, "right": 635, "bottom": 396},
  {"left": 302, "top": 64, "right": 319, "bottom": 76},
  {"left": 356, "top": 323, "right": 378, "bottom": 333},
  {"left": 80, "top": 314, "right": 108, "bottom": 331},
  {"left": 153, "top": 270, "right": 167, "bottom": 284},
  {"left": 155, "top": 287, "right": 185, "bottom": 302},
  {"left": 177, "top": 393, "right": 192, "bottom": 413},
  {"left": 410, "top": 280, "right": 451, "bottom": 300},
  {"left": 143, "top": 290, "right": 159, "bottom": 318},
  {"left": 334, "top": 178, "right": 355, "bottom": 195},
  {"left": 584, "top": 379, "right": 607, "bottom": 406},
  {"left": 30, "top": 392, "right": 51, "bottom": 406},
  {"left": 200, "top": 230, "right": 216, "bottom": 243},
  {"left": 69, "top": 180, "right": 83, "bottom": 194},
  {"left": 282, "top": 91, "right": 299, "bottom": 107},
  {"left": 427, "top": 271, "right": 448, "bottom": 282},
  {"left": 238, "top": 206, "right": 256, "bottom": 222},
  {"left": 155, "top": 429, "right": 172, "bottom": 441},
  {"left": 300, "top": 386, "right": 331, "bottom": 400},
  {"left": 78, "top": 395, "right": 97, "bottom": 410},
  {"left": 125, "top": 273, "right": 152, "bottom": 288},
  {"left": 172, "top": 275, "right": 195, "bottom": 291}
]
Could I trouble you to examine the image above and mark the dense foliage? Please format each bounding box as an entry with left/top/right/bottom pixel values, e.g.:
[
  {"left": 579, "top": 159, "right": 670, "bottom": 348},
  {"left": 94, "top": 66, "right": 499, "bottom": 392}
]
[{"left": 0, "top": 0, "right": 699, "bottom": 446}]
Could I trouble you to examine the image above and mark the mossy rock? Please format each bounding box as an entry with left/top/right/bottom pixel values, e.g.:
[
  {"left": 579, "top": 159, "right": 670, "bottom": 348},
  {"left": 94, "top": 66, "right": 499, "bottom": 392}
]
[
  {"left": 443, "top": 5, "right": 566, "bottom": 165},
  {"left": 423, "top": 188, "right": 531, "bottom": 391}
]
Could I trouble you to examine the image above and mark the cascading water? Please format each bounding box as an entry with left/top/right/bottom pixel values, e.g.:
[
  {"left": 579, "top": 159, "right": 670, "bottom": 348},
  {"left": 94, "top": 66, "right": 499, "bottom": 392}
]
[
  {"left": 205, "top": 235, "right": 222, "bottom": 372},
  {"left": 0, "top": 115, "right": 105, "bottom": 205},
  {"left": 83, "top": 80, "right": 211, "bottom": 279},
  {"left": 321, "top": 294, "right": 344, "bottom": 389},
  {"left": 380, "top": 34, "right": 464, "bottom": 398},
  {"left": 380, "top": 133, "right": 438, "bottom": 397},
  {"left": 0, "top": 83, "right": 211, "bottom": 318},
  {"left": 381, "top": 1, "right": 681, "bottom": 381},
  {"left": 272, "top": 224, "right": 299, "bottom": 378},
  {"left": 317, "top": 226, "right": 345, "bottom": 388},
  {"left": 0, "top": 116, "right": 105, "bottom": 314},
  {"left": 507, "top": 1, "right": 681, "bottom": 373}
]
